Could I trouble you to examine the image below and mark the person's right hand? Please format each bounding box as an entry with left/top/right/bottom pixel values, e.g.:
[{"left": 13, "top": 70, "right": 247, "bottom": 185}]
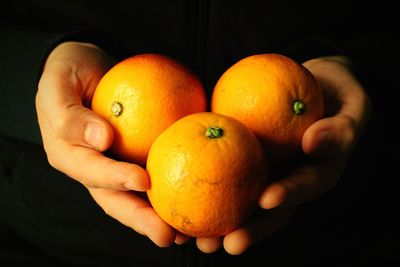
[{"left": 36, "top": 41, "right": 179, "bottom": 247}]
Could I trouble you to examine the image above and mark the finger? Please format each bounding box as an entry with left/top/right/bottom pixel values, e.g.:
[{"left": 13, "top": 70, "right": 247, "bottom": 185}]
[
  {"left": 304, "top": 56, "right": 371, "bottom": 126},
  {"left": 50, "top": 140, "right": 150, "bottom": 191},
  {"left": 223, "top": 207, "right": 295, "bottom": 255},
  {"left": 37, "top": 109, "right": 148, "bottom": 191},
  {"left": 53, "top": 104, "right": 114, "bottom": 152},
  {"left": 37, "top": 61, "right": 113, "bottom": 151},
  {"left": 302, "top": 114, "right": 356, "bottom": 156},
  {"left": 196, "top": 237, "right": 223, "bottom": 254},
  {"left": 302, "top": 61, "right": 371, "bottom": 157},
  {"left": 259, "top": 159, "right": 345, "bottom": 209},
  {"left": 88, "top": 188, "right": 176, "bottom": 248},
  {"left": 175, "top": 232, "right": 191, "bottom": 245}
]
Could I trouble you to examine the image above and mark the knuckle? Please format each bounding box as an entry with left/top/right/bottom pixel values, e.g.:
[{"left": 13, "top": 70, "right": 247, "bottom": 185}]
[
  {"left": 79, "top": 176, "right": 97, "bottom": 189},
  {"left": 79, "top": 156, "right": 108, "bottom": 189},
  {"left": 46, "top": 155, "right": 60, "bottom": 171},
  {"left": 337, "top": 115, "right": 357, "bottom": 150},
  {"left": 51, "top": 114, "right": 71, "bottom": 139},
  {"left": 42, "top": 144, "right": 59, "bottom": 170},
  {"left": 35, "top": 90, "right": 42, "bottom": 107},
  {"left": 338, "top": 115, "right": 356, "bottom": 133},
  {"left": 37, "top": 73, "right": 47, "bottom": 92},
  {"left": 35, "top": 90, "right": 47, "bottom": 117},
  {"left": 101, "top": 205, "right": 113, "bottom": 217}
]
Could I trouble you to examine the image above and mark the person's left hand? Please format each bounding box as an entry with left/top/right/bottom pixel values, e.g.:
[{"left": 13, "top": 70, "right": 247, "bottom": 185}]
[{"left": 193, "top": 55, "right": 372, "bottom": 254}]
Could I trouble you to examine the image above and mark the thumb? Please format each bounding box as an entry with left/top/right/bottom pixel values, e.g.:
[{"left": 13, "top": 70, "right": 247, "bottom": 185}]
[
  {"left": 37, "top": 63, "right": 113, "bottom": 151},
  {"left": 302, "top": 114, "right": 356, "bottom": 157},
  {"left": 53, "top": 104, "right": 114, "bottom": 151}
]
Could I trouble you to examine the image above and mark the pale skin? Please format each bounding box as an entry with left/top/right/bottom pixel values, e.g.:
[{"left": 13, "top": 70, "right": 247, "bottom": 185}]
[{"left": 36, "top": 41, "right": 371, "bottom": 254}]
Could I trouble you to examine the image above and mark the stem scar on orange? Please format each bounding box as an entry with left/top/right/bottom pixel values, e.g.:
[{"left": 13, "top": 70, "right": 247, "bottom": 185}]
[
  {"left": 211, "top": 53, "right": 324, "bottom": 160},
  {"left": 146, "top": 112, "right": 269, "bottom": 238},
  {"left": 91, "top": 53, "right": 207, "bottom": 166}
]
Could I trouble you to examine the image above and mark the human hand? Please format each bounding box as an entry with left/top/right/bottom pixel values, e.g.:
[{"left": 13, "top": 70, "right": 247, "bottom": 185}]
[
  {"left": 195, "top": 55, "right": 372, "bottom": 255},
  {"left": 36, "top": 41, "right": 178, "bottom": 247}
]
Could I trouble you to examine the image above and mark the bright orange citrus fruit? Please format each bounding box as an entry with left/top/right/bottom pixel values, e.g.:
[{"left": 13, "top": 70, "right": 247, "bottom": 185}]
[
  {"left": 211, "top": 53, "right": 324, "bottom": 159},
  {"left": 146, "top": 112, "right": 268, "bottom": 237},
  {"left": 91, "top": 53, "right": 207, "bottom": 165}
]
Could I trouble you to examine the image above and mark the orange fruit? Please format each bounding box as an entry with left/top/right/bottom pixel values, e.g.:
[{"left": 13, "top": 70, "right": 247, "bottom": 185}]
[
  {"left": 146, "top": 112, "right": 268, "bottom": 237},
  {"left": 211, "top": 53, "right": 324, "bottom": 159},
  {"left": 91, "top": 54, "right": 207, "bottom": 165}
]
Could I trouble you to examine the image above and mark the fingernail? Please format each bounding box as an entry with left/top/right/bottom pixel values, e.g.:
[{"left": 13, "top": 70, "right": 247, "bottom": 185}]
[
  {"left": 260, "top": 198, "right": 274, "bottom": 209},
  {"left": 175, "top": 235, "right": 190, "bottom": 245},
  {"left": 123, "top": 180, "right": 149, "bottom": 191},
  {"left": 123, "top": 181, "right": 138, "bottom": 191},
  {"left": 85, "top": 122, "right": 103, "bottom": 149}
]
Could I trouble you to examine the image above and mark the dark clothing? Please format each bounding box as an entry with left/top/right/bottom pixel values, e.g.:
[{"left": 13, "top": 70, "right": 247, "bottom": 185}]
[{"left": 1, "top": 0, "right": 399, "bottom": 265}]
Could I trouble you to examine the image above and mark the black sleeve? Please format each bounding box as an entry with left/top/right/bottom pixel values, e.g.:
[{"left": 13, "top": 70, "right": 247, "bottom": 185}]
[
  {"left": 280, "top": 35, "right": 365, "bottom": 90},
  {"left": 281, "top": 32, "right": 400, "bottom": 106},
  {"left": 0, "top": 26, "right": 66, "bottom": 144},
  {"left": 0, "top": 26, "right": 116, "bottom": 145},
  {"left": 281, "top": 36, "right": 345, "bottom": 64}
]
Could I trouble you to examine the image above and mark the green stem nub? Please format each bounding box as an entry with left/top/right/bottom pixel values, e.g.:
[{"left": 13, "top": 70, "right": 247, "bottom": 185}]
[
  {"left": 111, "top": 101, "right": 123, "bottom": 117},
  {"left": 205, "top": 127, "right": 224, "bottom": 139},
  {"left": 293, "top": 100, "right": 305, "bottom": 115}
]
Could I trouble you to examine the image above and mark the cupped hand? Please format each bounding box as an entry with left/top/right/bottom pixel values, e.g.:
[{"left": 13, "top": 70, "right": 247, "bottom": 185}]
[
  {"left": 196, "top": 55, "right": 372, "bottom": 255},
  {"left": 36, "top": 41, "right": 178, "bottom": 247}
]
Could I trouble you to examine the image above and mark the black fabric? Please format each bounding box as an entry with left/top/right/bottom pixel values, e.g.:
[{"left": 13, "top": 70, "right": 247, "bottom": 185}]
[
  {"left": 0, "top": 27, "right": 63, "bottom": 144},
  {"left": 0, "top": 135, "right": 178, "bottom": 266},
  {"left": 1, "top": 0, "right": 399, "bottom": 266}
]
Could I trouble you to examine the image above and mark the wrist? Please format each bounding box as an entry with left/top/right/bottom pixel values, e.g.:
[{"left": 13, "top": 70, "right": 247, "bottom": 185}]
[
  {"left": 43, "top": 41, "right": 114, "bottom": 75},
  {"left": 303, "top": 55, "right": 372, "bottom": 135},
  {"left": 46, "top": 41, "right": 102, "bottom": 62},
  {"left": 53, "top": 41, "right": 102, "bottom": 51},
  {"left": 302, "top": 55, "right": 353, "bottom": 75}
]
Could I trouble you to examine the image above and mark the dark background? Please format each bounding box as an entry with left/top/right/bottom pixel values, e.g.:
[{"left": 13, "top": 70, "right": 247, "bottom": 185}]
[{"left": 1, "top": 0, "right": 399, "bottom": 265}]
